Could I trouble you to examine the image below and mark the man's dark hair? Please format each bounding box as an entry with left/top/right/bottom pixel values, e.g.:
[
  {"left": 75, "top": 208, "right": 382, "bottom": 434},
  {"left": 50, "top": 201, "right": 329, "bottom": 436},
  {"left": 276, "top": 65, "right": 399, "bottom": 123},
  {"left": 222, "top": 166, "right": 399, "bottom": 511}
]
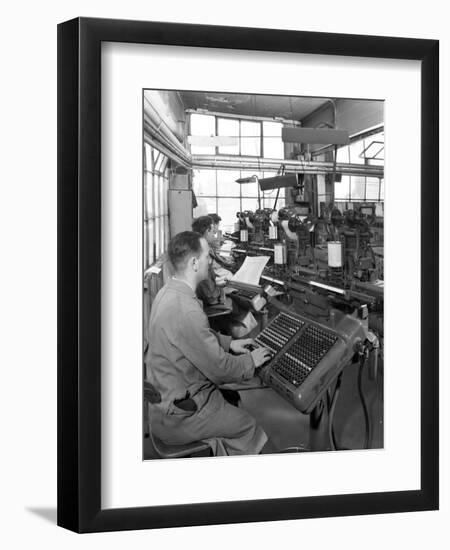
[
  {"left": 168, "top": 231, "right": 203, "bottom": 272},
  {"left": 191, "top": 216, "right": 213, "bottom": 236},
  {"left": 208, "top": 213, "right": 222, "bottom": 225}
]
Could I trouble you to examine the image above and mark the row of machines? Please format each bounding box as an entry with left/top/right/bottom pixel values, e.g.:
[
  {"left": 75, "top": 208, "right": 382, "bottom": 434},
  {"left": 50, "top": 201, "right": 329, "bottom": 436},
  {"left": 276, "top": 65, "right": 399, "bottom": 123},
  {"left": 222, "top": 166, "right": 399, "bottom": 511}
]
[
  {"left": 219, "top": 201, "right": 383, "bottom": 450},
  {"left": 224, "top": 202, "right": 383, "bottom": 328},
  {"left": 229, "top": 203, "right": 383, "bottom": 284}
]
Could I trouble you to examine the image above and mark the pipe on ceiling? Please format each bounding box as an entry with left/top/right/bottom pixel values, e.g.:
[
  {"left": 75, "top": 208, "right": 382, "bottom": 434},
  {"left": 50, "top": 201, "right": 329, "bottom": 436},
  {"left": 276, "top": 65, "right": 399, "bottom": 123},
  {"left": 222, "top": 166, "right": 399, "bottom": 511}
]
[{"left": 191, "top": 155, "right": 383, "bottom": 178}]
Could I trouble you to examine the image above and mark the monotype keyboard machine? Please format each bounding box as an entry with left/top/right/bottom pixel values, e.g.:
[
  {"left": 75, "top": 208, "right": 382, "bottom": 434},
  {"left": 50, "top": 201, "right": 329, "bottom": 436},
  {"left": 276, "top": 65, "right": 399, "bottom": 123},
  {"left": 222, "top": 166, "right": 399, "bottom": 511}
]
[{"left": 255, "top": 303, "right": 367, "bottom": 415}]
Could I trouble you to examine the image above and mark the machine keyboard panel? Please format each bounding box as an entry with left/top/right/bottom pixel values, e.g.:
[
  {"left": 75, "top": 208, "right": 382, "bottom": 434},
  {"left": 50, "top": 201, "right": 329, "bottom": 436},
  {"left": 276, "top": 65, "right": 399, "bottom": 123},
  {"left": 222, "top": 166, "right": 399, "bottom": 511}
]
[
  {"left": 255, "top": 302, "right": 366, "bottom": 414},
  {"left": 255, "top": 312, "right": 304, "bottom": 357},
  {"left": 272, "top": 325, "right": 337, "bottom": 387}
]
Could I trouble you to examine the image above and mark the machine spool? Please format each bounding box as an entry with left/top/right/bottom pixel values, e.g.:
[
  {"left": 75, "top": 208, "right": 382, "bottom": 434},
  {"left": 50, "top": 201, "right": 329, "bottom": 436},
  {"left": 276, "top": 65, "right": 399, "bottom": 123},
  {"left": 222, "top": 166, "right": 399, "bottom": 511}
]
[
  {"left": 269, "top": 225, "right": 278, "bottom": 240},
  {"left": 274, "top": 243, "right": 287, "bottom": 264},
  {"left": 327, "top": 241, "right": 343, "bottom": 268}
]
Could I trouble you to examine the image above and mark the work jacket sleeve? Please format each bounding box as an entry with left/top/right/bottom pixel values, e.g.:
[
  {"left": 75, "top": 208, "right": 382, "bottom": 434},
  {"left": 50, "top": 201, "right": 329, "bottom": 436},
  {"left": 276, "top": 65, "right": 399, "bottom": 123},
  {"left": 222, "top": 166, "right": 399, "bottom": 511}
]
[
  {"left": 212, "top": 330, "right": 232, "bottom": 352},
  {"left": 175, "top": 309, "right": 254, "bottom": 385}
]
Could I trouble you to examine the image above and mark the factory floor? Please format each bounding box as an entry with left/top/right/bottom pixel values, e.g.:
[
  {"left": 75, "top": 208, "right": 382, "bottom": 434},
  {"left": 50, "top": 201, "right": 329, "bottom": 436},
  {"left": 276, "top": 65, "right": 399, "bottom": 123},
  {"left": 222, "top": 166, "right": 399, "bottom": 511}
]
[
  {"left": 144, "top": 361, "right": 383, "bottom": 459},
  {"left": 240, "top": 360, "right": 384, "bottom": 453}
]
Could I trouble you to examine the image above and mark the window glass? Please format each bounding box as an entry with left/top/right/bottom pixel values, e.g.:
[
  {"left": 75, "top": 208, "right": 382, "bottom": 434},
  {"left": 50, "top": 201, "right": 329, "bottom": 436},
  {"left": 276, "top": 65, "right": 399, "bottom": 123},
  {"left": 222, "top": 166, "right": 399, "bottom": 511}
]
[
  {"left": 350, "top": 177, "right": 365, "bottom": 200},
  {"left": 147, "top": 219, "right": 154, "bottom": 265},
  {"left": 145, "top": 172, "right": 154, "bottom": 218},
  {"left": 216, "top": 170, "right": 240, "bottom": 196},
  {"left": 217, "top": 198, "right": 241, "bottom": 233},
  {"left": 262, "top": 189, "right": 285, "bottom": 209},
  {"left": 190, "top": 113, "right": 215, "bottom": 135},
  {"left": 193, "top": 197, "right": 217, "bottom": 219},
  {"left": 218, "top": 118, "right": 239, "bottom": 137},
  {"left": 336, "top": 146, "right": 349, "bottom": 163},
  {"left": 144, "top": 143, "right": 153, "bottom": 171},
  {"left": 154, "top": 175, "right": 161, "bottom": 217},
  {"left": 218, "top": 118, "right": 239, "bottom": 155},
  {"left": 154, "top": 217, "right": 160, "bottom": 260},
  {"left": 143, "top": 221, "right": 149, "bottom": 266},
  {"left": 263, "top": 197, "right": 279, "bottom": 210},
  {"left": 143, "top": 143, "right": 169, "bottom": 269},
  {"left": 154, "top": 150, "right": 164, "bottom": 172},
  {"left": 241, "top": 197, "right": 260, "bottom": 213},
  {"left": 144, "top": 177, "right": 150, "bottom": 220},
  {"left": 263, "top": 121, "right": 282, "bottom": 137},
  {"left": 262, "top": 122, "right": 284, "bottom": 159},
  {"left": 241, "top": 120, "right": 261, "bottom": 156},
  {"left": 263, "top": 138, "right": 284, "bottom": 159},
  {"left": 162, "top": 177, "right": 169, "bottom": 212},
  {"left": 363, "top": 141, "right": 384, "bottom": 161},
  {"left": 190, "top": 114, "right": 216, "bottom": 155},
  {"left": 349, "top": 141, "right": 365, "bottom": 164},
  {"left": 334, "top": 176, "right": 350, "bottom": 200},
  {"left": 241, "top": 137, "right": 261, "bottom": 156},
  {"left": 239, "top": 180, "right": 260, "bottom": 197},
  {"left": 366, "top": 177, "right": 380, "bottom": 201},
  {"left": 239, "top": 170, "right": 262, "bottom": 197},
  {"left": 192, "top": 169, "right": 216, "bottom": 196}
]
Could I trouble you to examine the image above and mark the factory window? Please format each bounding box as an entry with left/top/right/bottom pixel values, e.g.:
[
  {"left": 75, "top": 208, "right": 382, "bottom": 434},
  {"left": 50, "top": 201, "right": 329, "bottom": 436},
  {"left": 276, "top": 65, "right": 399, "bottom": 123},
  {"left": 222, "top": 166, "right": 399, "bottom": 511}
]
[
  {"left": 240, "top": 120, "right": 261, "bottom": 156},
  {"left": 190, "top": 114, "right": 216, "bottom": 155},
  {"left": 263, "top": 121, "right": 284, "bottom": 159},
  {"left": 143, "top": 143, "right": 170, "bottom": 268},
  {"left": 189, "top": 113, "right": 284, "bottom": 159},
  {"left": 217, "top": 118, "right": 240, "bottom": 155},
  {"left": 334, "top": 131, "right": 384, "bottom": 206},
  {"left": 192, "top": 169, "right": 285, "bottom": 233},
  {"left": 334, "top": 175, "right": 384, "bottom": 203}
]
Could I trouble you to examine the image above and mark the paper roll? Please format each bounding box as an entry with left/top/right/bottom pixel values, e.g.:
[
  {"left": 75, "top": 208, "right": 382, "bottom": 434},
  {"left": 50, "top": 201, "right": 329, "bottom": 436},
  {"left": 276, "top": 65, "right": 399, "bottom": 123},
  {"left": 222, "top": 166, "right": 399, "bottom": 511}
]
[
  {"left": 269, "top": 226, "right": 278, "bottom": 240},
  {"left": 240, "top": 229, "right": 248, "bottom": 242},
  {"left": 328, "top": 241, "right": 342, "bottom": 267}
]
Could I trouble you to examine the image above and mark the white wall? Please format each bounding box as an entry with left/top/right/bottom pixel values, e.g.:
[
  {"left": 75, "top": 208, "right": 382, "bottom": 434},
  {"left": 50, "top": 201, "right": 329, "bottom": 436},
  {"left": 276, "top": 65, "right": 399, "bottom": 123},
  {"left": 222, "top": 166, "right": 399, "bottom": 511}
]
[{"left": 1, "top": 1, "right": 448, "bottom": 548}]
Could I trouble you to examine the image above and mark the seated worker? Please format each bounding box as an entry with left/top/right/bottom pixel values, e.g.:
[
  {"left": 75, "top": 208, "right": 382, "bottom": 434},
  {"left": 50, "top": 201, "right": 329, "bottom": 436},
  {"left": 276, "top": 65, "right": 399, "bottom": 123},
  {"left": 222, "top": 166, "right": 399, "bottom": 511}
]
[
  {"left": 208, "top": 212, "right": 225, "bottom": 251},
  {"left": 207, "top": 212, "right": 235, "bottom": 269},
  {"left": 146, "top": 231, "right": 272, "bottom": 456},
  {"left": 192, "top": 216, "right": 232, "bottom": 306}
]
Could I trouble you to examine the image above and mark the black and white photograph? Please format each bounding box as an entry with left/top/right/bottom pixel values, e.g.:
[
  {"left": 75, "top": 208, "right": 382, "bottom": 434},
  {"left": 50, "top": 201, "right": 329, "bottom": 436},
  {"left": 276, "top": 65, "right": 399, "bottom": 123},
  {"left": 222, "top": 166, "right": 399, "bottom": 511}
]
[
  {"left": 1, "top": 0, "right": 444, "bottom": 543},
  {"left": 143, "top": 89, "right": 385, "bottom": 459}
]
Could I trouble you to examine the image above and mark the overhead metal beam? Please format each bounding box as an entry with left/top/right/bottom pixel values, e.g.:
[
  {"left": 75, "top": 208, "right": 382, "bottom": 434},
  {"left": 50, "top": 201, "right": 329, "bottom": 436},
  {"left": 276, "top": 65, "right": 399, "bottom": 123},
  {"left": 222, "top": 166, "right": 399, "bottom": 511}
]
[
  {"left": 282, "top": 127, "right": 350, "bottom": 145},
  {"left": 191, "top": 155, "right": 383, "bottom": 178}
]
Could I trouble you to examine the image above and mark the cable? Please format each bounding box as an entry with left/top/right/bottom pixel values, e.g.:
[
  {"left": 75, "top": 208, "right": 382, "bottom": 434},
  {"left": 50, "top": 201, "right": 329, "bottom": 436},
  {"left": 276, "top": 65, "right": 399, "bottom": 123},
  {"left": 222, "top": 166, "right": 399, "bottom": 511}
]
[
  {"left": 358, "top": 353, "right": 372, "bottom": 449},
  {"left": 328, "top": 372, "right": 343, "bottom": 451}
]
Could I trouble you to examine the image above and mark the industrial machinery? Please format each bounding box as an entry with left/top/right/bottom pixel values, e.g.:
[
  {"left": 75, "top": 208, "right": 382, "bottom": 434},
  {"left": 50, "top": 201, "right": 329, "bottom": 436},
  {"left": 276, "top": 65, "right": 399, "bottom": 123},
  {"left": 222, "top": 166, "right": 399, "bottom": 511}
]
[
  {"left": 327, "top": 204, "right": 381, "bottom": 283},
  {"left": 253, "top": 208, "right": 274, "bottom": 243},
  {"left": 253, "top": 298, "right": 381, "bottom": 451},
  {"left": 277, "top": 205, "right": 316, "bottom": 269},
  {"left": 256, "top": 303, "right": 368, "bottom": 414},
  {"left": 220, "top": 169, "right": 384, "bottom": 452}
]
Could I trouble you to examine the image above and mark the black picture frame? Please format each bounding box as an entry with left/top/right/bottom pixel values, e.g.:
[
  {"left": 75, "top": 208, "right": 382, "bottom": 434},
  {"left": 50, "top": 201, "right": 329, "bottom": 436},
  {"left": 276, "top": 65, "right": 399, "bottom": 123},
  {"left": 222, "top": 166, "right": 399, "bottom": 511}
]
[{"left": 57, "top": 17, "right": 439, "bottom": 533}]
